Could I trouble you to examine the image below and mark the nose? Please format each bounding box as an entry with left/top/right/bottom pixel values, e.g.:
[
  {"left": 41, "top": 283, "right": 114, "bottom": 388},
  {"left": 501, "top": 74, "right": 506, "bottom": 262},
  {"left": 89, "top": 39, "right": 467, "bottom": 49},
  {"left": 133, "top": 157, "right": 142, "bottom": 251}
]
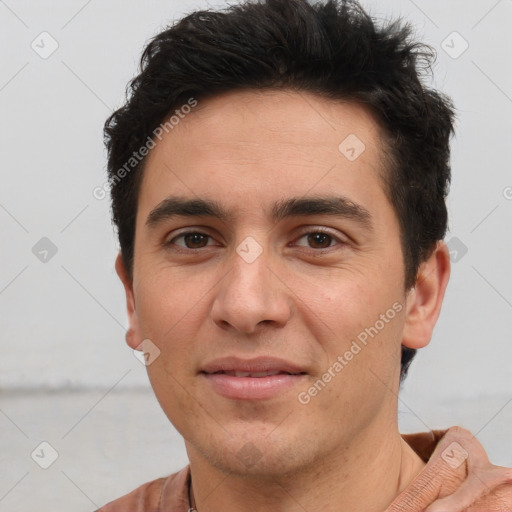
[{"left": 210, "top": 242, "right": 292, "bottom": 334}]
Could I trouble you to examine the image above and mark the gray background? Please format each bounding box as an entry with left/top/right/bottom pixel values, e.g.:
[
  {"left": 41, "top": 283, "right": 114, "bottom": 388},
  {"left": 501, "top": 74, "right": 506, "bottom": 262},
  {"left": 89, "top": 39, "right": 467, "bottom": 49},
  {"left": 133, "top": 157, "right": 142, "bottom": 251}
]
[{"left": 0, "top": 0, "right": 511, "bottom": 510}]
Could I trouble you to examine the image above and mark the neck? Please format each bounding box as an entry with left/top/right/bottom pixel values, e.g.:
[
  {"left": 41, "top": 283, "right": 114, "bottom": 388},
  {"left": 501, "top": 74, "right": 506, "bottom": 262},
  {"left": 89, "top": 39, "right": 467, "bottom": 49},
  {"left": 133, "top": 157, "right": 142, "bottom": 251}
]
[{"left": 186, "top": 425, "right": 426, "bottom": 512}]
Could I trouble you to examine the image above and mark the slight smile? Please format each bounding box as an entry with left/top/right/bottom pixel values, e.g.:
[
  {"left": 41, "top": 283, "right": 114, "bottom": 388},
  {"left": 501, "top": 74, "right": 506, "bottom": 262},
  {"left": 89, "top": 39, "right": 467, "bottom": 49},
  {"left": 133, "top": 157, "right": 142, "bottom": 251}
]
[{"left": 200, "top": 356, "right": 308, "bottom": 400}]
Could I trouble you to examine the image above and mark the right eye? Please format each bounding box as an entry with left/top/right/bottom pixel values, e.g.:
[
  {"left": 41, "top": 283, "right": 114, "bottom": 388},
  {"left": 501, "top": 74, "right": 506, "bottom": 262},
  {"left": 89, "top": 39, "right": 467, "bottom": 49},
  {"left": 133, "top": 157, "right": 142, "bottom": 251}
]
[{"left": 166, "top": 231, "right": 217, "bottom": 250}]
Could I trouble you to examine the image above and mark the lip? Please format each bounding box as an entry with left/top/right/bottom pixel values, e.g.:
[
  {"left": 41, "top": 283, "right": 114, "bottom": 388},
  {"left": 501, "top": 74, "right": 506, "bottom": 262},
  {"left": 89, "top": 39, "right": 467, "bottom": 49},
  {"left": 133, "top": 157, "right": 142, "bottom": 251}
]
[
  {"left": 200, "top": 356, "right": 308, "bottom": 401},
  {"left": 201, "top": 356, "right": 306, "bottom": 375}
]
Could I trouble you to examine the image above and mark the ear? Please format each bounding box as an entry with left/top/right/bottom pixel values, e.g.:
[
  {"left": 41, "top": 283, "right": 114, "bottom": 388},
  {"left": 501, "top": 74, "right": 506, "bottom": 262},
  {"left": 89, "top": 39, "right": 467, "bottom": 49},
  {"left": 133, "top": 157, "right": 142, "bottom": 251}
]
[
  {"left": 115, "top": 252, "right": 142, "bottom": 350},
  {"left": 402, "top": 241, "right": 451, "bottom": 349}
]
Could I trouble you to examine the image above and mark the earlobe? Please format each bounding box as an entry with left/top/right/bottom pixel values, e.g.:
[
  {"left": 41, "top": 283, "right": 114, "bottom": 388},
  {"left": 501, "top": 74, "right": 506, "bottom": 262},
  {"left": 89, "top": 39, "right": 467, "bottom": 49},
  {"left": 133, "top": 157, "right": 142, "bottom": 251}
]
[
  {"left": 402, "top": 241, "right": 451, "bottom": 350},
  {"left": 115, "top": 253, "right": 142, "bottom": 350}
]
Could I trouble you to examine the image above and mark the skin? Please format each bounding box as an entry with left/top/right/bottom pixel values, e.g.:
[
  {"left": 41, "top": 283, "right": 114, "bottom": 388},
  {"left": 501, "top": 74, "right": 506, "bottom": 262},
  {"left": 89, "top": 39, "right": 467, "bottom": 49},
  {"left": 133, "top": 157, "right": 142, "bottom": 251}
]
[{"left": 116, "top": 89, "right": 451, "bottom": 512}]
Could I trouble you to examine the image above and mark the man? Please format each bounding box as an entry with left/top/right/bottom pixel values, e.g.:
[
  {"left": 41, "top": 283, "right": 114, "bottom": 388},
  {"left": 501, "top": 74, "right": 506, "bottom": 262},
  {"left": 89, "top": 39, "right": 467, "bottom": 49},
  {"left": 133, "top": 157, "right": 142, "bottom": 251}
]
[{"left": 98, "top": 0, "right": 512, "bottom": 510}]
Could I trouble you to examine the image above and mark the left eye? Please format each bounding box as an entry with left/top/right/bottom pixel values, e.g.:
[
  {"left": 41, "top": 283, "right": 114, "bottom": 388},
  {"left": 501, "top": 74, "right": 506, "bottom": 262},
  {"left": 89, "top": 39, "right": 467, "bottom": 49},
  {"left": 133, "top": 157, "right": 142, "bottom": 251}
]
[{"left": 294, "top": 231, "right": 340, "bottom": 249}]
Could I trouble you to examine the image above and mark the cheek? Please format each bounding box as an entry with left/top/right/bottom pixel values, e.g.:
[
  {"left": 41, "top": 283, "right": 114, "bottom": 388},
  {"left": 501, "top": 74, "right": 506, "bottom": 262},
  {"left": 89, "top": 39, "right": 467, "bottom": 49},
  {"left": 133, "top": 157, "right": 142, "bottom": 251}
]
[
  {"left": 303, "top": 277, "right": 381, "bottom": 340},
  {"left": 304, "top": 275, "right": 404, "bottom": 380},
  {"left": 146, "top": 359, "right": 204, "bottom": 437},
  {"left": 134, "top": 269, "right": 215, "bottom": 379},
  {"left": 134, "top": 267, "right": 202, "bottom": 339},
  {"left": 138, "top": 277, "right": 207, "bottom": 430},
  {"left": 309, "top": 306, "right": 404, "bottom": 434}
]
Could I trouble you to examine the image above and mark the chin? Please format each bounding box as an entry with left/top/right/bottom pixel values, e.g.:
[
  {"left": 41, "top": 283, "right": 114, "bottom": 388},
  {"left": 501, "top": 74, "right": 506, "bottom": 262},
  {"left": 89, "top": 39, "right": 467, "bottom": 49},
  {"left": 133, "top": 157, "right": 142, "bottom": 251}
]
[{"left": 186, "top": 425, "right": 323, "bottom": 480}]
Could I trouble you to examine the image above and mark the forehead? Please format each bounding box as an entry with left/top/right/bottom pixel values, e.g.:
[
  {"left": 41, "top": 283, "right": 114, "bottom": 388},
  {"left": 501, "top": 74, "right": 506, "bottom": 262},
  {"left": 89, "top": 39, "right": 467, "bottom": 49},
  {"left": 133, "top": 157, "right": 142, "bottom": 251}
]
[
  {"left": 138, "top": 88, "right": 389, "bottom": 222},
  {"left": 163, "top": 88, "right": 383, "bottom": 158}
]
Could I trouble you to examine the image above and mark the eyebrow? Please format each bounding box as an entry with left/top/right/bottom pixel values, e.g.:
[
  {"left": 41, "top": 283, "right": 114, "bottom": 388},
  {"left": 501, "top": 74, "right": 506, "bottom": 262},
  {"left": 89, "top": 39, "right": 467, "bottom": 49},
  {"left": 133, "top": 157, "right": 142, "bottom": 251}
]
[{"left": 145, "top": 195, "right": 373, "bottom": 231}]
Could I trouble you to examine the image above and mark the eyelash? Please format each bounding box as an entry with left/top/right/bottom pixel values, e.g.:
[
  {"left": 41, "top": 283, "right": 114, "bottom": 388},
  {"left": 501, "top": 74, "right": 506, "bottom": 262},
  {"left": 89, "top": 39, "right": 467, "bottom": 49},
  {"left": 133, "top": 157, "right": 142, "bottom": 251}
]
[{"left": 165, "top": 228, "right": 346, "bottom": 253}]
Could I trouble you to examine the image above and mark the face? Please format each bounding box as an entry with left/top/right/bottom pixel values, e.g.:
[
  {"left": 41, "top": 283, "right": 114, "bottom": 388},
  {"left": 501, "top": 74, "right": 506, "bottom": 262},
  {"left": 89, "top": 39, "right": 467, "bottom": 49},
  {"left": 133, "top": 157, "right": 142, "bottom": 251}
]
[{"left": 117, "top": 89, "right": 443, "bottom": 478}]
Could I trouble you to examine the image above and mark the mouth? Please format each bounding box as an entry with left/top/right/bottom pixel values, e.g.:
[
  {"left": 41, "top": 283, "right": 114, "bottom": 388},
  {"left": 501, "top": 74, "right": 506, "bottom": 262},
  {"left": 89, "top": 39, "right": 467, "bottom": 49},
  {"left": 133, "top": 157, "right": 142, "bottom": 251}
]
[
  {"left": 200, "top": 356, "right": 307, "bottom": 375},
  {"left": 202, "top": 370, "right": 306, "bottom": 377},
  {"left": 199, "top": 357, "right": 308, "bottom": 400}
]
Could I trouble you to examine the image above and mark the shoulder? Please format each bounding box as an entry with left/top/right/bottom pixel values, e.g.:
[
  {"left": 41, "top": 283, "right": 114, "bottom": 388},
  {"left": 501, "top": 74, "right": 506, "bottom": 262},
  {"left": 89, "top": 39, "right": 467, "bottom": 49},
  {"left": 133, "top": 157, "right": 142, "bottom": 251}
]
[
  {"left": 392, "top": 426, "right": 512, "bottom": 511},
  {"left": 95, "top": 466, "right": 190, "bottom": 512}
]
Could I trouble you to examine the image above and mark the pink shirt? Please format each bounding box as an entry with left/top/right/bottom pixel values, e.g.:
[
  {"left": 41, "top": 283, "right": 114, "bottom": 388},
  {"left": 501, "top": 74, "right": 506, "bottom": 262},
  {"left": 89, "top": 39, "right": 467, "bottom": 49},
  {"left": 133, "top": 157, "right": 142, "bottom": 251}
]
[{"left": 97, "top": 426, "right": 512, "bottom": 511}]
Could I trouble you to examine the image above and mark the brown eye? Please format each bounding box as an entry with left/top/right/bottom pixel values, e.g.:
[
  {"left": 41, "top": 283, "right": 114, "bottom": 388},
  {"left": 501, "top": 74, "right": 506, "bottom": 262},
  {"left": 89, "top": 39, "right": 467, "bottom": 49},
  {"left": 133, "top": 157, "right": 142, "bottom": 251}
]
[
  {"left": 294, "top": 229, "right": 342, "bottom": 250},
  {"left": 307, "top": 232, "right": 333, "bottom": 249},
  {"left": 183, "top": 233, "right": 209, "bottom": 248},
  {"left": 168, "top": 231, "right": 213, "bottom": 249}
]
